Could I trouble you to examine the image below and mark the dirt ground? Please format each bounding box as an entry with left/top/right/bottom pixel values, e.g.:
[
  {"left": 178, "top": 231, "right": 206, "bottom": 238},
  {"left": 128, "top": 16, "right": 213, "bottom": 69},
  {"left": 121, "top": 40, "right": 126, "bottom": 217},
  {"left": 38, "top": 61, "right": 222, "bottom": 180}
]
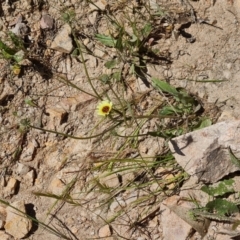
[{"left": 1, "top": 0, "right": 240, "bottom": 239}]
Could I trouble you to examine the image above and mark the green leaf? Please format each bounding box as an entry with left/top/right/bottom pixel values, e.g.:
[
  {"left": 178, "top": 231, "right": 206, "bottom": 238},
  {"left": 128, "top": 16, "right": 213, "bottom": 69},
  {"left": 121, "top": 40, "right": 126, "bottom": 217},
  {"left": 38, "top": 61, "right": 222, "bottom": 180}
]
[
  {"left": 99, "top": 74, "right": 111, "bottom": 83},
  {"left": 129, "top": 34, "right": 138, "bottom": 43},
  {"left": 152, "top": 78, "right": 179, "bottom": 97},
  {"left": 196, "top": 118, "right": 212, "bottom": 129},
  {"left": 0, "top": 40, "right": 16, "bottom": 59},
  {"left": 229, "top": 147, "right": 240, "bottom": 168},
  {"left": 112, "top": 71, "right": 121, "bottom": 81},
  {"left": 206, "top": 199, "right": 239, "bottom": 216},
  {"left": 159, "top": 105, "right": 183, "bottom": 116},
  {"left": 141, "top": 23, "right": 152, "bottom": 38},
  {"left": 115, "top": 27, "right": 124, "bottom": 51},
  {"left": 201, "top": 179, "right": 235, "bottom": 197},
  {"left": 13, "top": 50, "right": 25, "bottom": 63},
  {"left": 8, "top": 32, "right": 24, "bottom": 49},
  {"left": 95, "top": 34, "right": 116, "bottom": 47},
  {"left": 104, "top": 59, "right": 118, "bottom": 69},
  {"left": 176, "top": 88, "right": 196, "bottom": 105}
]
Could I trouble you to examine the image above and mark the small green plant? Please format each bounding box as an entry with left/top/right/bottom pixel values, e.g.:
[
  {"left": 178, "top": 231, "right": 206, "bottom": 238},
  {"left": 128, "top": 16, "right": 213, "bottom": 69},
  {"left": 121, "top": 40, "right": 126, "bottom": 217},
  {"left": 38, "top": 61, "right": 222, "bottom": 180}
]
[
  {"left": 190, "top": 179, "right": 240, "bottom": 225},
  {"left": 12, "top": 1, "right": 221, "bottom": 237},
  {"left": 0, "top": 32, "right": 26, "bottom": 75}
]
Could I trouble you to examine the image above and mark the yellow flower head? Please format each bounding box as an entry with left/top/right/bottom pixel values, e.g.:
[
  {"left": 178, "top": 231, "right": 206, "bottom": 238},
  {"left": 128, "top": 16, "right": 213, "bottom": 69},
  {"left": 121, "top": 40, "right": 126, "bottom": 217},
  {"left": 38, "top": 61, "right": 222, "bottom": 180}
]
[{"left": 97, "top": 100, "right": 113, "bottom": 116}]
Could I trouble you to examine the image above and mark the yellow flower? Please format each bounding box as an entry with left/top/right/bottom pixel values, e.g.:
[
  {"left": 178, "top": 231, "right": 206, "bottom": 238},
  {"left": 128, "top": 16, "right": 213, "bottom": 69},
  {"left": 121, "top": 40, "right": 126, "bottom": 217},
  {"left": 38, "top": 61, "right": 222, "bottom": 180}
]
[{"left": 97, "top": 100, "right": 113, "bottom": 116}]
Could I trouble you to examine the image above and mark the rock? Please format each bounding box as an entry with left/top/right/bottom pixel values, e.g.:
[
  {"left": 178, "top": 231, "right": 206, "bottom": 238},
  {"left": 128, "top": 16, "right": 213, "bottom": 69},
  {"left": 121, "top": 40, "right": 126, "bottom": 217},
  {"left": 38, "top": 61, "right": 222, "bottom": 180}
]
[
  {"left": 161, "top": 196, "right": 210, "bottom": 239},
  {"left": 110, "top": 196, "right": 126, "bottom": 212},
  {"left": 169, "top": 120, "right": 240, "bottom": 183},
  {"left": 58, "top": 93, "right": 94, "bottom": 112},
  {"left": 4, "top": 178, "right": 18, "bottom": 197},
  {"left": 138, "top": 137, "right": 164, "bottom": 159},
  {"left": 148, "top": 216, "right": 158, "bottom": 228},
  {"left": 180, "top": 176, "right": 210, "bottom": 207},
  {"left": 88, "top": 11, "right": 98, "bottom": 25},
  {"left": 15, "top": 162, "right": 30, "bottom": 175},
  {"left": 46, "top": 107, "right": 68, "bottom": 129},
  {"left": 4, "top": 201, "right": 32, "bottom": 239},
  {"left": 218, "top": 110, "right": 237, "bottom": 122},
  {"left": 0, "top": 206, "right": 6, "bottom": 229},
  {"left": 50, "top": 24, "right": 73, "bottom": 53},
  {"left": 0, "top": 231, "right": 12, "bottom": 240},
  {"left": 10, "top": 22, "right": 28, "bottom": 37},
  {"left": 40, "top": 12, "right": 54, "bottom": 29},
  {"left": 20, "top": 141, "right": 36, "bottom": 162},
  {"left": 98, "top": 224, "right": 112, "bottom": 238},
  {"left": 23, "top": 170, "right": 35, "bottom": 187},
  {"left": 48, "top": 177, "right": 65, "bottom": 195},
  {"left": 89, "top": 0, "right": 107, "bottom": 11},
  {"left": 99, "top": 172, "right": 120, "bottom": 188}
]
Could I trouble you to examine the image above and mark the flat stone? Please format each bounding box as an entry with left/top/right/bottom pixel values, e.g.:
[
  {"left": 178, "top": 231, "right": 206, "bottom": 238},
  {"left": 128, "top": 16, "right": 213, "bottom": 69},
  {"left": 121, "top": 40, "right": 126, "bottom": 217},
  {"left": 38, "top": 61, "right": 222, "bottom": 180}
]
[
  {"left": 98, "top": 224, "right": 112, "bottom": 238},
  {"left": 4, "top": 201, "right": 32, "bottom": 239},
  {"left": 169, "top": 120, "right": 240, "bottom": 183},
  {"left": 50, "top": 24, "right": 73, "bottom": 53},
  {"left": 161, "top": 196, "right": 210, "bottom": 239}
]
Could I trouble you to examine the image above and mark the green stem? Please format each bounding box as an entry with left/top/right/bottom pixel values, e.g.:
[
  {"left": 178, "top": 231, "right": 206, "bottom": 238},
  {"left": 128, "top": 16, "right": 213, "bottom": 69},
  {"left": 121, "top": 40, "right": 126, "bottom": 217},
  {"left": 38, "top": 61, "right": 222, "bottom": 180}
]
[{"left": 29, "top": 121, "right": 122, "bottom": 140}]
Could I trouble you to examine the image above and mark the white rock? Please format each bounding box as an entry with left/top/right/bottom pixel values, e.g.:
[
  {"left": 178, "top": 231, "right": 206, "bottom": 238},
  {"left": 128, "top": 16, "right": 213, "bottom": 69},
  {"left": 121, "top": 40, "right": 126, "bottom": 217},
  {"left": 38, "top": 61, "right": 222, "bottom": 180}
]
[
  {"left": 10, "top": 22, "right": 28, "bottom": 36},
  {"left": 98, "top": 224, "right": 112, "bottom": 237},
  {"left": 51, "top": 24, "right": 73, "bottom": 53},
  {"left": 169, "top": 120, "right": 240, "bottom": 183},
  {"left": 4, "top": 201, "right": 32, "bottom": 239}
]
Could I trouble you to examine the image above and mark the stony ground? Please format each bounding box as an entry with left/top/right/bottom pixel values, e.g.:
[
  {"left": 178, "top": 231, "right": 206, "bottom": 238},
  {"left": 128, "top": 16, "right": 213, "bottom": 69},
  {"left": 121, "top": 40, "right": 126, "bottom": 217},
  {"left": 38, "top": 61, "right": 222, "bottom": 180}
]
[{"left": 1, "top": 0, "right": 240, "bottom": 240}]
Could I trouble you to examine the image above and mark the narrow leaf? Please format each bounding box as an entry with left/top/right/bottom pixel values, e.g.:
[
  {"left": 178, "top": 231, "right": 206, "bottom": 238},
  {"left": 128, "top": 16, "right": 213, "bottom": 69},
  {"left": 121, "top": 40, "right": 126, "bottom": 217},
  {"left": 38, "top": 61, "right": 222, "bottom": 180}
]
[
  {"left": 152, "top": 78, "right": 179, "bottom": 97},
  {"left": 104, "top": 59, "right": 118, "bottom": 69},
  {"left": 95, "top": 34, "right": 116, "bottom": 47}
]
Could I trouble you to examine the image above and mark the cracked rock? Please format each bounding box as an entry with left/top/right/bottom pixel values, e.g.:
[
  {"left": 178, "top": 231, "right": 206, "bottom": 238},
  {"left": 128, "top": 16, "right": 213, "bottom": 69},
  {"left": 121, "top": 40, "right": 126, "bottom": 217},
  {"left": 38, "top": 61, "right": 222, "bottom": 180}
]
[
  {"left": 169, "top": 120, "right": 240, "bottom": 183},
  {"left": 50, "top": 24, "right": 73, "bottom": 53}
]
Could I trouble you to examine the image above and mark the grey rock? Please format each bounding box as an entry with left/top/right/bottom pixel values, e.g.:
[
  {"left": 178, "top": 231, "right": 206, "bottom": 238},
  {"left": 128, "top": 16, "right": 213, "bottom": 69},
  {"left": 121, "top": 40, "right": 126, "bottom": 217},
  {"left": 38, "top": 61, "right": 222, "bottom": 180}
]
[
  {"left": 50, "top": 24, "right": 73, "bottom": 53},
  {"left": 169, "top": 120, "right": 240, "bottom": 183},
  {"left": 10, "top": 22, "right": 28, "bottom": 37},
  {"left": 40, "top": 12, "right": 54, "bottom": 29}
]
